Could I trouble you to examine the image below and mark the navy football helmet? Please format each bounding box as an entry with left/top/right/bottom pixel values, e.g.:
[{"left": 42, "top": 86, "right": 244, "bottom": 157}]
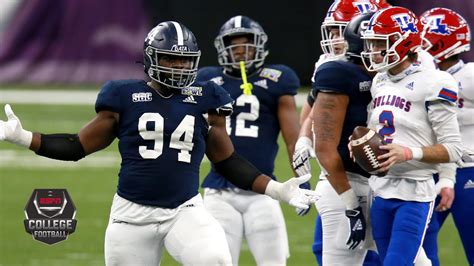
[
  {"left": 344, "top": 12, "right": 375, "bottom": 63},
  {"left": 143, "top": 21, "right": 201, "bottom": 89},
  {"left": 214, "top": 15, "right": 269, "bottom": 72}
]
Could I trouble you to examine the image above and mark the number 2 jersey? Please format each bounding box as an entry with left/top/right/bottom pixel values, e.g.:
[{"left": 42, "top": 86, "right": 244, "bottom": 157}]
[
  {"left": 367, "top": 64, "right": 461, "bottom": 201},
  {"left": 95, "top": 79, "right": 233, "bottom": 208},
  {"left": 197, "top": 65, "right": 300, "bottom": 189}
]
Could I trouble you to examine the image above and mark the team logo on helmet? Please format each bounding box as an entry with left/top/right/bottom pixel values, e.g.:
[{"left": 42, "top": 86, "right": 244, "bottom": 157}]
[
  {"left": 392, "top": 14, "right": 418, "bottom": 33},
  {"left": 425, "top": 15, "right": 450, "bottom": 35},
  {"left": 171, "top": 45, "right": 189, "bottom": 52},
  {"left": 353, "top": 2, "right": 376, "bottom": 13}
]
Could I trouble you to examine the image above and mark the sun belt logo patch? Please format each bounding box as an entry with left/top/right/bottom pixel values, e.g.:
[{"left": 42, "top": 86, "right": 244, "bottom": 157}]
[
  {"left": 391, "top": 14, "right": 418, "bottom": 33},
  {"left": 426, "top": 15, "right": 450, "bottom": 35}
]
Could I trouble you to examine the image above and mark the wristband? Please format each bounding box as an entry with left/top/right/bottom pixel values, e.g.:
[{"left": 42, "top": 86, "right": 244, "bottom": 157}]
[
  {"left": 339, "top": 188, "right": 359, "bottom": 210},
  {"left": 409, "top": 147, "right": 423, "bottom": 161}
]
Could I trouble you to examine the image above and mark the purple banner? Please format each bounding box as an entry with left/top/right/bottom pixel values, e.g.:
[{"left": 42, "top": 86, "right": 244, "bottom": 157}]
[{"left": 0, "top": 0, "right": 148, "bottom": 84}]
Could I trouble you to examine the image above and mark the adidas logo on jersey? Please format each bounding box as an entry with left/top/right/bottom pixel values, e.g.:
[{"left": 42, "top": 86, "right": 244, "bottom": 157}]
[
  {"left": 406, "top": 82, "right": 414, "bottom": 90},
  {"left": 254, "top": 79, "right": 268, "bottom": 89},
  {"left": 464, "top": 179, "right": 474, "bottom": 189},
  {"left": 132, "top": 92, "right": 152, "bottom": 102},
  {"left": 182, "top": 95, "right": 197, "bottom": 104}
]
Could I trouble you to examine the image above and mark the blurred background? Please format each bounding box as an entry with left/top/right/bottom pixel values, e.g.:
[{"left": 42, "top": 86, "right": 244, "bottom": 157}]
[
  {"left": 0, "top": 0, "right": 472, "bottom": 85},
  {"left": 0, "top": 0, "right": 472, "bottom": 265}
]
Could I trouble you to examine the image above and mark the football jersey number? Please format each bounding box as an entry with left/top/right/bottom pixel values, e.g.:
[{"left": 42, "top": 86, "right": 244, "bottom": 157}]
[
  {"left": 138, "top": 113, "right": 195, "bottom": 163},
  {"left": 378, "top": 110, "right": 395, "bottom": 143},
  {"left": 226, "top": 94, "right": 260, "bottom": 138}
]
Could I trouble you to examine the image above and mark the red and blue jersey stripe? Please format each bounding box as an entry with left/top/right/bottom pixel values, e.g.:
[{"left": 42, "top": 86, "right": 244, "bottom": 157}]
[{"left": 438, "top": 88, "right": 457, "bottom": 103}]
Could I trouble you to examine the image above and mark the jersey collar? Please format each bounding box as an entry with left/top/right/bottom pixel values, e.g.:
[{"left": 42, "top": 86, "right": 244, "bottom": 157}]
[
  {"left": 386, "top": 63, "right": 422, "bottom": 82},
  {"left": 445, "top": 60, "right": 465, "bottom": 75}
]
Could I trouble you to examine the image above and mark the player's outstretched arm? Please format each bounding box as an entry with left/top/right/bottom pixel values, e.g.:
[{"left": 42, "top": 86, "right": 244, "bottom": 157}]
[
  {"left": 0, "top": 104, "right": 117, "bottom": 161},
  {"left": 206, "top": 111, "right": 317, "bottom": 209}
]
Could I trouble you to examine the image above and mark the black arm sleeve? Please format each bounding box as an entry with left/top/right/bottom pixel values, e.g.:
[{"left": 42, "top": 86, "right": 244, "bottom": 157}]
[
  {"left": 35, "top": 134, "right": 86, "bottom": 161},
  {"left": 214, "top": 152, "right": 262, "bottom": 190}
]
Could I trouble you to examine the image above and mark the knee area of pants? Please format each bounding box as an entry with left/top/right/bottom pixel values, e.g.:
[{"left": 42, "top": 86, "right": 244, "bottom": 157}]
[{"left": 192, "top": 248, "right": 232, "bottom": 266}]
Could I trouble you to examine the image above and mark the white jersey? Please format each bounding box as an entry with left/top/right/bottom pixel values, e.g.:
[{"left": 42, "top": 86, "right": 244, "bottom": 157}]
[
  {"left": 448, "top": 61, "right": 474, "bottom": 168},
  {"left": 416, "top": 49, "right": 437, "bottom": 70},
  {"left": 368, "top": 64, "right": 459, "bottom": 202}
]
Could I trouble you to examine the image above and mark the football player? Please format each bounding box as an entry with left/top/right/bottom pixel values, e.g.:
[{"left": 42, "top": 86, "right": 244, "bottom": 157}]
[
  {"left": 197, "top": 15, "right": 301, "bottom": 266},
  {"left": 292, "top": 1, "right": 389, "bottom": 265},
  {"left": 360, "top": 7, "right": 463, "bottom": 265},
  {"left": 420, "top": 7, "right": 474, "bottom": 266},
  {"left": 310, "top": 11, "right": 382, "bottom": 265},
  {"left": 0, "top": 21, "right": 317, "bottom": 266}
]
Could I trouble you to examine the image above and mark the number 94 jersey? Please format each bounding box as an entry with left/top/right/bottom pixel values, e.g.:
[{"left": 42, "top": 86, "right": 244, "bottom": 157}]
[
  {"left": 197, "top": 65, "right": 300, "bottom": 189},
  {"left": 368, "top": 65, "right": 459, "bottom": 179},
  {"left": 95, "top": 79, "right": 233, "bottom": 208}
]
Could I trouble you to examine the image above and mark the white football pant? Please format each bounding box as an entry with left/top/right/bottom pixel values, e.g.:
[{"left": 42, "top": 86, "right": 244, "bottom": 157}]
[
  {"left": 315, "top": 174, "right": 376, "bottom": 266},
  {"left": 204, "top": 188, "right": 289, "bottom": 266},
  {"left": 104, "top": 193, "right": 232, "bottom": 266}
]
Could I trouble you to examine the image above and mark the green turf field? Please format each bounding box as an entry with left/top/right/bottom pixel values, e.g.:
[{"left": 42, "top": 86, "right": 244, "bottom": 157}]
[{"left": 0, "top": 103, "right": 468, "bottom": 265}]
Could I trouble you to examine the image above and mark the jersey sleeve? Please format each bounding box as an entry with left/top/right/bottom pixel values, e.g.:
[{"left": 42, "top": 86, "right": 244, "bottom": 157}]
[
  {"left": 206, "top": 81, "right": 234, "bottom": 116},
  {"left": 311, "top": 61, "right": 352, "bottom": 95},
  {"left": 95, "top": 81, "right": 122, "bottom": 113},
  {"left": 196, "top": 67, "right": 212, "bottom": 83},
  {"left": 277, "top": 65, "right": 300, "bottom": 96},
  {"left": 425, "top": 71, "right": 459, "bottom": 106}
]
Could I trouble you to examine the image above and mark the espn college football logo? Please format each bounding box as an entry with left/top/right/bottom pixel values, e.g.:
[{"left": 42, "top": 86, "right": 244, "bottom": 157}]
[{"left": 24, "top": 189, "right": 77, "bottom": 245}]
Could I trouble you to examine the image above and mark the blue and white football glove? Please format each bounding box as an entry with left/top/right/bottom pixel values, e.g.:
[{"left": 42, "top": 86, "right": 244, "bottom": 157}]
[
  {"left": 292, "top": 136, "right": 316, "bottom": 177},
  {"left": 295, "top": 181, "right": 312, "bottom": 216},
  {"left": 345, "top": 206, "right": 366, "bottom": 250}
]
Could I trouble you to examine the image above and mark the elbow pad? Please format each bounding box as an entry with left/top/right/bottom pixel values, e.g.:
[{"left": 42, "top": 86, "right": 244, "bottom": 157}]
[
  {"left": 214, "top": 152, "right": 262, "bottom": 190},
  {"left": 36, "top": 134, "right": 86, "bottom": 161}
]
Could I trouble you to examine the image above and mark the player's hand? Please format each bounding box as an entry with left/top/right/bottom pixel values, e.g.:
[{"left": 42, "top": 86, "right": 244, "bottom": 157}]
[
  {"left": 376, "top": 143, "right": 408, "bottom": 173},
  {"left": 292, "top": 136, "right": 316, "bottom": 176},
  {"left": 265, "top": 174, "right": 318, "bottom": 209},
  {"left": 345, "top": 206, "right": 366, "bottom": 250},
  {"left": 0, "top": 104, "right": 32, "bottom": 147},
  {"left": 347, "top": 135, "right": 355, "bottom": 162},
  {"left": 435, "top": 178, "right": 455, "bottom": 212},
  {"left": 295, "top": 181, "right": 311, "bottom": 216}
]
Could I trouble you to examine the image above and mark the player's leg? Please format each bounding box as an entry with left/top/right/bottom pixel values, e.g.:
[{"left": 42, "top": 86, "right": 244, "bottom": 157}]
[
  {"left": 316, "top": 179, "right": 367, "bottom": 265},
  {"left": 450, "top": 167, "right": 474, "bottom": 265},
  {"left": 313, "top": 215, "right": 323, "bottom": 265},
  {"left": 243, "top": 194, "right": 289, "bottom": 266},
  {"left": 165, "top": 194, "right": 232, "bottom": 266},
  {"left": 204, "top": 189, "right": 244, "bottom": 265},
  {"left": 384, "top": 200, "right": 434, "bottom": 266},
  {"left": 104, "top": 194, "right": 163, "bottom": 266},
  {"left": 422, "top": 196, "right": 446, "bottom": 266},
  {"left": 370, "top": 196, "right": 395, "bottom": 261}
]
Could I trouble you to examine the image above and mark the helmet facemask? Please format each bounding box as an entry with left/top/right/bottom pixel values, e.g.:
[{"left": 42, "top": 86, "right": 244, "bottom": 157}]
[
  {"left": 361, "top": 32, "right": 408, "bottom": 72},
  {"left": 320, "top": 22, "right": 349, "bottom": 58},
  {"left": 215, "top": 29, "right": 268, "bottom": 72},
  {"left": 145, "top": 46, "right": 201, "bottom": 89}
]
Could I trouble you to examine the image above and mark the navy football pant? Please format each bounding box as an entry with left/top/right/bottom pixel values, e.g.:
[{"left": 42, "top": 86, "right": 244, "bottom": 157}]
[
  {"left": 313, "top": 215, "right": 381, "bottom": 265},
  {"left": 371, "top": 197, "right": 433, "bottom": 266},
  {"left": 423, "top": 167, "right": 474, "bottom": 266}
]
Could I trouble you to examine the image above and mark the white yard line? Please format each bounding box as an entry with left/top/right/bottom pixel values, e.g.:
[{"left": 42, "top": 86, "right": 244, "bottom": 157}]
[{"left": 0, "top": 89, "right": 308, "bottom": 107}]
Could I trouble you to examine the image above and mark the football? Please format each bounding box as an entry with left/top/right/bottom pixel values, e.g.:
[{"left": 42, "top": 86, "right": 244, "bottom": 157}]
[{"left": 351, "top": 126, "right": 388, "bottom": 177}]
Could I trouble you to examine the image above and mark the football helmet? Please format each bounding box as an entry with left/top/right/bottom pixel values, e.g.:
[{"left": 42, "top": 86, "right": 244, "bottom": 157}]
[
  {"left": 361, "top": 7, "right": 423, "bottom": 72},
  {"left": 344, "top": 12, "right": 376, "bottom": 62},
  {"left": 320, "top": 0, "right": 387, "bottom": 57},
  {"left": 143, "top": 21, "right": 201, "bottom": 89},
  {"left": 420, "top": 8, "right": 471, "bottom": 63},
  {"left": 214, "top": 15, "right": 269, "bottom": 72}
]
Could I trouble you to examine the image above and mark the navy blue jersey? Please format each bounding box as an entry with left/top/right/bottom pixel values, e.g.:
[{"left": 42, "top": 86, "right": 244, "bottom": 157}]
[
  {"left": 311, "top": 60, "right": 372, "bottom": 177},
  {"left": 95, "top": 79, "right": 233, "bottom": 208},
  {"left": 197, "top": 65, "right": 300, "bottom": 188}
]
